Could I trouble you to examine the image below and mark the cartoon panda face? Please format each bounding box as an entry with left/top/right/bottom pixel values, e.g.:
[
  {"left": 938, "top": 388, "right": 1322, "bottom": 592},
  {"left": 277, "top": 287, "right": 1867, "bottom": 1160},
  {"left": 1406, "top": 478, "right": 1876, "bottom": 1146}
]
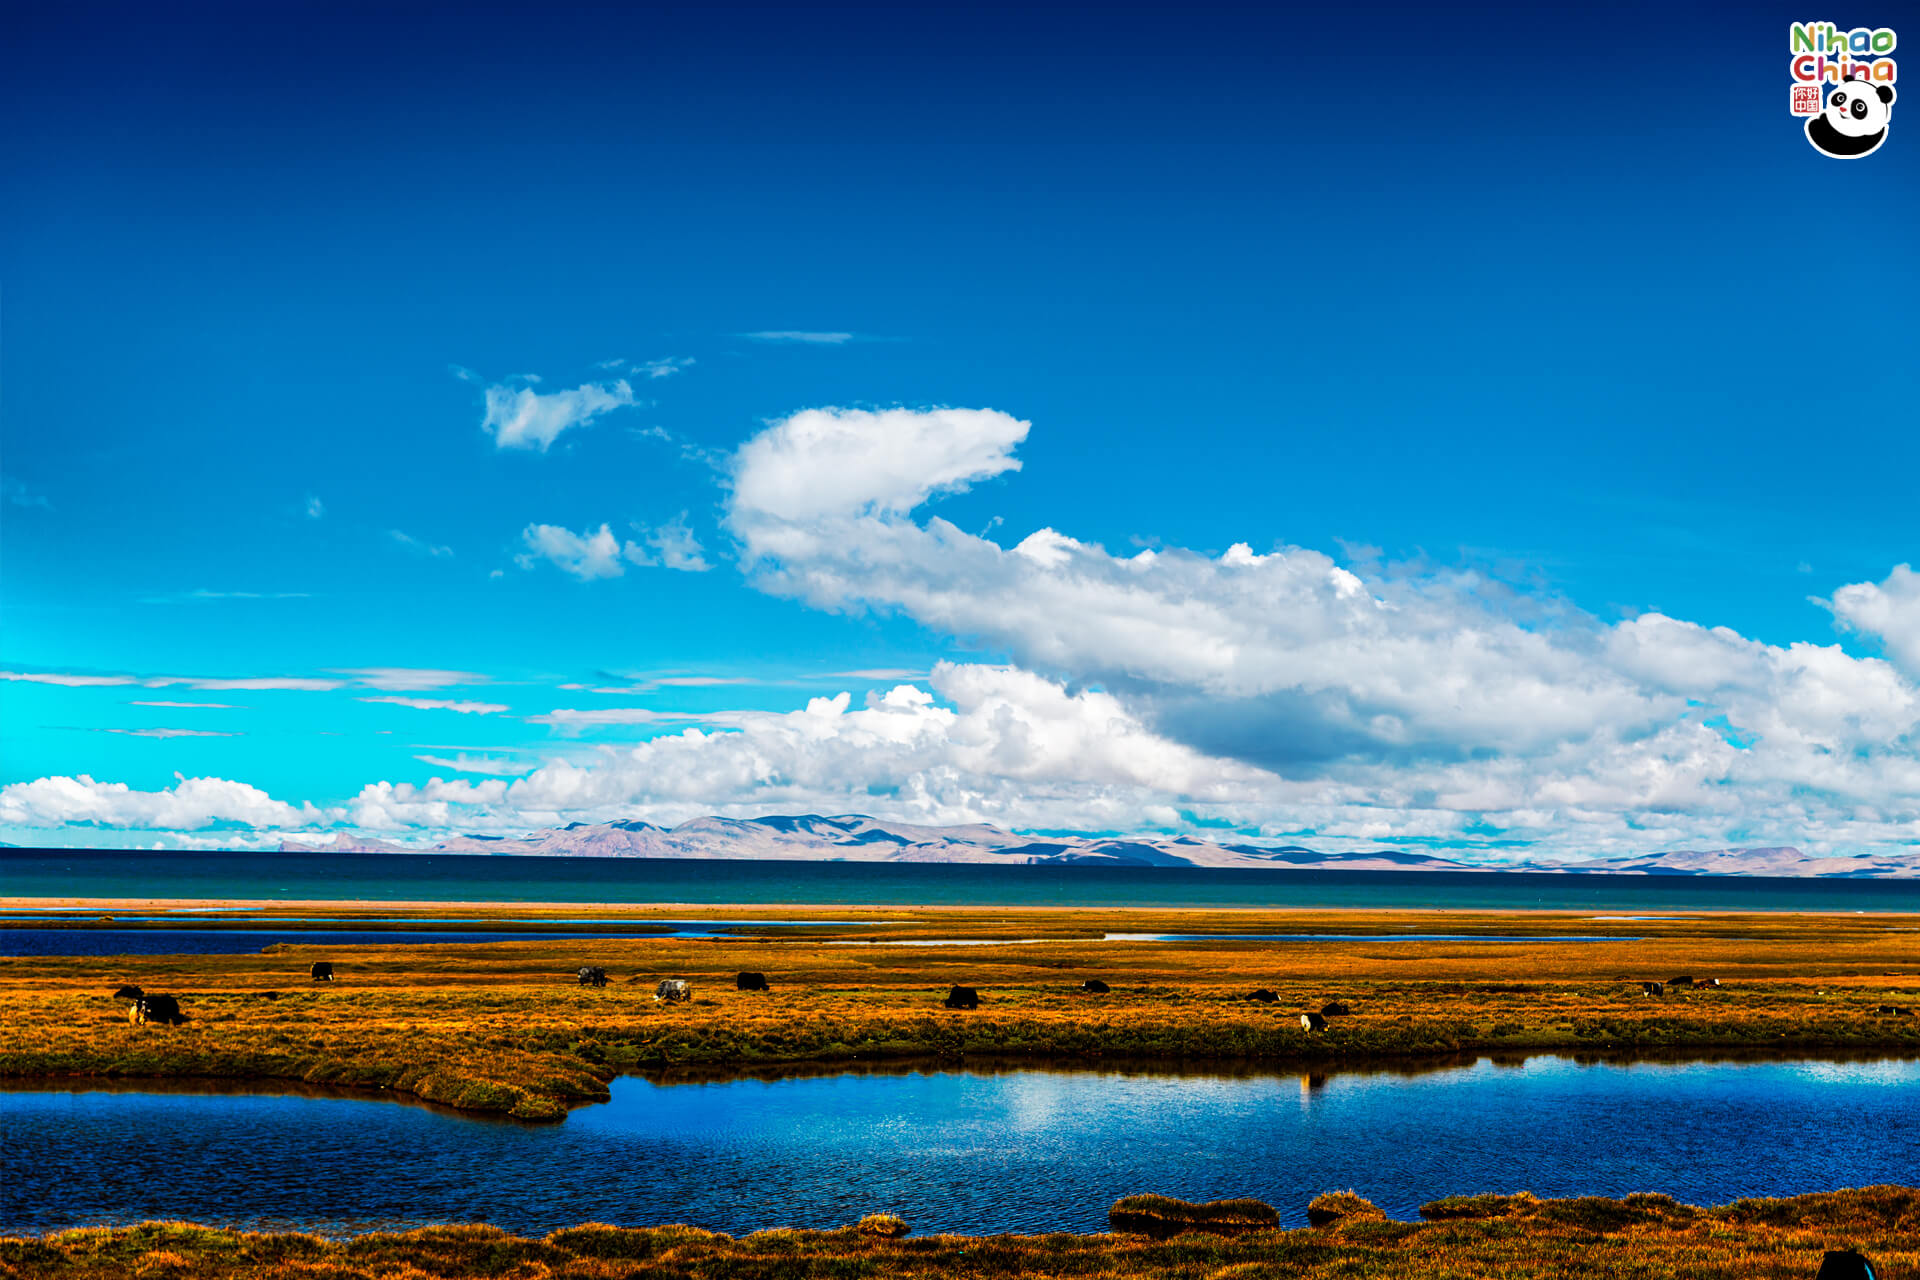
[
  {"left": 1824, "top": 81, "right": 1894, "bottom": 138},
  {"left": 1806, "top": 79, "right": 1895, "bottom": 158}
]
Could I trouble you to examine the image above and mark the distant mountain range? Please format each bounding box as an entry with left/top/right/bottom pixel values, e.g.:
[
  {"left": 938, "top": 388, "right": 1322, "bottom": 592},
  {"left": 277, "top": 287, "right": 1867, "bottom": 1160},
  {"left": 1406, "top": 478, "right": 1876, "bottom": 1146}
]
[{"left": 280, "top": 814, "right": 1920, "bottom": 877}]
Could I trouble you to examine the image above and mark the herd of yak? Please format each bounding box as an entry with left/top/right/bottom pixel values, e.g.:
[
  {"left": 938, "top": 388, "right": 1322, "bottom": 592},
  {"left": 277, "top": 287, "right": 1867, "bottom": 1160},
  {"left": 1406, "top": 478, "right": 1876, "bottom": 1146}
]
[{"left": 117, "top": 963, "right": 1881, "bottom": 1031}]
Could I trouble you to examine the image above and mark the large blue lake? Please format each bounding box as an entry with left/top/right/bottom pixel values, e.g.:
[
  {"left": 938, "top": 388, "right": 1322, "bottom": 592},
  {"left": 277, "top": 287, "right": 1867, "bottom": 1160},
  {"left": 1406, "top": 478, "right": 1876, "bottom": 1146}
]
[
  {"left": 6, "top": 849, "right": 1919, "bottom": 911},
  {"left": 4, "top": 1055, "right": 1917, "bottom": 1237}
]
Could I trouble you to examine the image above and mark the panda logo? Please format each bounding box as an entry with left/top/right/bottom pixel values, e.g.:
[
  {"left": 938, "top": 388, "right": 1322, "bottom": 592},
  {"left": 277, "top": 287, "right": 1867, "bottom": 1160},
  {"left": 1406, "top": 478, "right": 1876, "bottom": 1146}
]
[{"left": 1806, "top": 79, "right": 1895, "bottom": 158}]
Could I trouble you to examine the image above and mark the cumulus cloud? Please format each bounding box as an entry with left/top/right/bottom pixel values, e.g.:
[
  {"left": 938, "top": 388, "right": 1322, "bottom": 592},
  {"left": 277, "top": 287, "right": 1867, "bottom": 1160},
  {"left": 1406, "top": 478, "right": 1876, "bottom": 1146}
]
[
  {"left": 355, "top": 663, "right": 1274, "bottom": 834},
  {"left": 479, "top": 377, "right": 639, "bottom": 451},
  {"left": 517, "top": 522, "right": 628, "bottom": 580},
  {"left": 718, "top": 405, "right": 1920, "bottom": 856},
  {"left": 359, "top": 696, "right": 509, "bottom": 715},
  {"left": 518, "top": 516, "right": 711, "bottom": 579},
  {"left": 728, "top": 406, "right": 1028, "bottom": 526},
  {"left": 1825, "top": 564, "right": 1920, "bottom": 676},
  {"left": 0, "top": 774, "right": 321, "bottom": 831}
]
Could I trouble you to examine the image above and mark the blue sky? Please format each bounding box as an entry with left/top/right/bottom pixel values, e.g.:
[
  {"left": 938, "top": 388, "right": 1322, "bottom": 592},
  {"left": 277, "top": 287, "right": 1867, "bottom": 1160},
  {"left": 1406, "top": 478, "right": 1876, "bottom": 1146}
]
[{"left": 2, "top": 0, "right": 1916, "bottom": 856}]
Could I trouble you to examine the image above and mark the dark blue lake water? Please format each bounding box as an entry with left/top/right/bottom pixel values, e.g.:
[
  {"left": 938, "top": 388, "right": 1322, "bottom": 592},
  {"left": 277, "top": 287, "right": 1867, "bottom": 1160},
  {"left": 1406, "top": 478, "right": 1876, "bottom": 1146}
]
[
  {"left": 5, "top": 849, "right": 1918, "bottom": 910},
  {"left": 0, "top": 928, "right": 691, "bottom": 956},
  {"left": 4, "top": 1056, "right": 1916, "bottom": 1237}
]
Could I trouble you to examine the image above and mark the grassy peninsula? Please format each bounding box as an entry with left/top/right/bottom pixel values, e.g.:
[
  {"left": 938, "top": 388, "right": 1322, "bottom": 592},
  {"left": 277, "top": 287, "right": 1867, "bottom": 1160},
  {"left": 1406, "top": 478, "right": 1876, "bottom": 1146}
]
[{"left": 3, "top": 905, "right": 1919, "bottom": 1119}]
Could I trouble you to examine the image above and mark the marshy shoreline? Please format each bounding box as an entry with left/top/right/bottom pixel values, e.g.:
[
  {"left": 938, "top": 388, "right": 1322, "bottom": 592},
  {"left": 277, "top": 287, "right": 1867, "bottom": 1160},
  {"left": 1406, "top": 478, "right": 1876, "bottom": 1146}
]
[{"left": 5, "top": 1186, "right": 1919, "bottom": 1279}]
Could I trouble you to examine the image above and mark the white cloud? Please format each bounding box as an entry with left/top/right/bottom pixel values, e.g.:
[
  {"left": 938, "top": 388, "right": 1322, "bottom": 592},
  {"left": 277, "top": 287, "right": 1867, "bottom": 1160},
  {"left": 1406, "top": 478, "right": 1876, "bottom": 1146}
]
[
  {"left": 359, "top": 696, "right": 509, "bottom": 715},
  {"left": 716, "top": 405, "right": 1920, "bottom": 857},
  {"left": 334, "top": 668, "right": 489, "bottom": 691},
  {"left": 130, "top": 701, "right": 239, "bottom": 709},
  {"left": 728, "top": 406, "right": 1028, "bottom": 526},
  {"left": 518, "top": 515, "right": 711, "bottom": 579},
  {"left": 412, "top": 754, "right": 537, "bottom": 777},
  {"left": 102, "top": 728, "right": 241, "bottom": 739},
  {"left": 2, "top": 671, "right": 140, "bottom": 688},
  {"left": 0, "top": 774, "right": 321, "bottom": 831},
  {"left": 740, "top": 331, "right": 855, "bottom": 344},
  {"left": 1825, "top": 564, "right": 1920, "bottom": 676},
  {"left": 389, "top": 530, "right": 454, "bottom": 558},
  {"left": 517, "top": 522, "right": 629, "bottom": 580},
  {"left": 305, "top": 495, "right": 325, "bottom": 519},
  {"left": 479, "top": 377, "right": 639, "bottom": 451},
  {"left": 626, "top": 513, "right": 712, "bottom": 572}
]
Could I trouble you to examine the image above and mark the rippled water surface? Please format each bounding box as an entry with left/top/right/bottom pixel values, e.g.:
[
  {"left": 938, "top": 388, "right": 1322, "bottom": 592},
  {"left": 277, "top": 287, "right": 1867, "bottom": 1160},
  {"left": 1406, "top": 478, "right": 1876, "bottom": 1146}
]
[{"left": 6, "top": 1056, "right": 1918, "bottom": 1237}]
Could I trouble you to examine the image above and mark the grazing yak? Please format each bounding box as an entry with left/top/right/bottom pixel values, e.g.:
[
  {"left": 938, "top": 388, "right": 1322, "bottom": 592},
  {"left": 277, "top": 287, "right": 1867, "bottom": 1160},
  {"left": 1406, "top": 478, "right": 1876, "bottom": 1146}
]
[
  {"left": 129, "top": 994, "right": 187, "bottom": 1026},
  {"left": 655, "top": 978, "right": 693, "bottom": 1003},
  {"left": 112, "top": 984, "right": 143, "bottom": 1001},
  {"left": 736, "top": 971, "right": 770, "bottom": 991},
  {"left": 1320, "top": 1002, "right": 1352, "bottom": 1017},
  {"left": 310, "top": 961, "right": 334, "bottom": 981},
  {"left": 1300, "top": 1012, "right": 1327, "bottom": 1032},
  {"left": 944, "top": 986, "right": 980, "bottom": 1010},
  {"left": 1816, "top": 1248, "right": 1879, "bottom": 1280},
  {"left": 577, "top": 966, "right": 609, "bottom": 988},
  {"left": 1640, "top": 981, "right": 1664, "bottom": 997},
  {"left": 1081, "top": 979, "right": 1111, "bottom": 994},
  {"left": 1696, "top": 977, "right": 1721, "bottom": 988},
  {"left": 1247, "top": 988, "right": 1278, "bottom": 1004}
]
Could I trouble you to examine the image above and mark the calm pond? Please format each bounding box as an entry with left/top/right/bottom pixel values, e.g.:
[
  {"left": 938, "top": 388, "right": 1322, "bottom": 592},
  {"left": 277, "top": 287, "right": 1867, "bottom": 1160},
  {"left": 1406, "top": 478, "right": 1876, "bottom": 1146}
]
[{"left": 4, "top": 1055, "right": 1917, "bottom": 1238}]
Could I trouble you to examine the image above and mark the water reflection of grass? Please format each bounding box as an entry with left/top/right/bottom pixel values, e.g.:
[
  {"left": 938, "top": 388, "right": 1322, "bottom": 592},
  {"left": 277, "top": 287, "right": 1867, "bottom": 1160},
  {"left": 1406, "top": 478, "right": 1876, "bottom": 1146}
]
[
  {"left": 2, "top": 907, "right": 1919, "bottom": 1119},
  {"left": 5, "top": 1187, "right": 1918, "bottom": 1279}
]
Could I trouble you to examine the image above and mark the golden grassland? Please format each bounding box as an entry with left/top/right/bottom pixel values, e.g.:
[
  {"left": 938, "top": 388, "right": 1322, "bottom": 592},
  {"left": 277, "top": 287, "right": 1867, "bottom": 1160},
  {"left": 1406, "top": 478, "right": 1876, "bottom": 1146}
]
[
  {"left": 4, "top": 905, "right": 1920, "bottom": 1120},
  {"left": 5, "top": 1187, "right": 1919, "bottom": 1279}
]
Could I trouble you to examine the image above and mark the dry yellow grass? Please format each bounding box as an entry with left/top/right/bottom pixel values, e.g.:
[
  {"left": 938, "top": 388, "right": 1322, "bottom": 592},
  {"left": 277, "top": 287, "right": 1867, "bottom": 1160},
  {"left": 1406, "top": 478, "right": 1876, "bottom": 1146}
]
[
  {"left": 4, "top": 1186, "right": 1919, "bottom": 1279},
  {"left": 3, "top": 906, "right": 1919, "bottom": 1118}
]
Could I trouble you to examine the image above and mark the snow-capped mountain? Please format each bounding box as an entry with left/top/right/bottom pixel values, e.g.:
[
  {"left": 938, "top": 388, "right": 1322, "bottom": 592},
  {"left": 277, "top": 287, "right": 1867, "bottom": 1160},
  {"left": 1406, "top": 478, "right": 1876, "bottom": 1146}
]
[{"left": 280, "top": 815, "right": 1920, "bottom": 876}]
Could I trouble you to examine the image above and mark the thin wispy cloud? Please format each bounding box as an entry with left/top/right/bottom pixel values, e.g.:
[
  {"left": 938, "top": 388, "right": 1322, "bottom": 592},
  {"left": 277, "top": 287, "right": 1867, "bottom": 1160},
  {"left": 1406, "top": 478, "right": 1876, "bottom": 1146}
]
[
  {"left": 389, "top": 530, "right": 454, "bottom": 558},
  {"left": 305, "top": 495, "right": 325, "bottom": 519},
  {"left": 359, "top": 695, "right": 509, "bottom": 714},
  {"left": 142, "top": 589, "right": 315, "bottom": 604},
  {"left": 333, "top": 668, "right": 490, "bottom": 691},
  {"left": 130, "top": 700, "right": 240, "bottom": 709},
  {"left": 413, "top": 753, "right": 536, "bottom": 776},
  {"left": 739, "top": 331, "right": 855, "bottom": 344},
  {"left": 6, "top": 667, "right": 489, "bottom": 694},
  {"left": 3, "top": 477, "right": 51, "bottom": 509},
  {"left": 101, "top": 727, "right": 242, "bottom": 739}
]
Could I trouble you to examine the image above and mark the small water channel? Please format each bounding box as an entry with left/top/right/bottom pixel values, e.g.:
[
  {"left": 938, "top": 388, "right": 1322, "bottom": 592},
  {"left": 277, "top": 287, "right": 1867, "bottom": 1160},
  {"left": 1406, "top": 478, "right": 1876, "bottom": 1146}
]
[{"left": 4, "top": 1054, "right": 1917, "bottom": 1238}]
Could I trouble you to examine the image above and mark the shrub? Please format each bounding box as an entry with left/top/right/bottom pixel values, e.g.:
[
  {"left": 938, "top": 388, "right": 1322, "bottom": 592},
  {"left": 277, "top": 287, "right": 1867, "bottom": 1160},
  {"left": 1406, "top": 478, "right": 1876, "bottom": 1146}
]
[
  {"left": 1109, "top": 1194, "right": 1279, "bottom": 1238},
  {"left": 855, "top": 1214, "right": 909, "bottom": 1238},
  {"left": 1306, "top": 1190, "right": 1387, "bottom": 1227}
]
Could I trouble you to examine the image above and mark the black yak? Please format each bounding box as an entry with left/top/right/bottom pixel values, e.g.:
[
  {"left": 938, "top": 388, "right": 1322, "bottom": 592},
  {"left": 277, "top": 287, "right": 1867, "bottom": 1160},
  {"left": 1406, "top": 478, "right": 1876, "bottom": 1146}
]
[
  {"left": 129, "top": 994, "right": 186, "bottom": 1026},
  {"left": 1081, "top": 979, "right": 1111, "bottom": 994},
  {"left": 1247, "top": 988, "right": 1278, "bottom": 1003},
  {"left": 1321, "top": 1001, "right": 1352, "bottom": 1016},
  {"left": 112, "top": 984, "right": 143, "bottom": 1001},
  {"left": 310, "top": 961, "right": 334, "bottom": 981},
  {"left": 576, "top": 966, "right": 609, "bottom": 987},
  {"left": 736, "top": 971, "right": 770, "bottom": 991},
  {"left": 943, "top": 986, "right": 980, "bottom": 1009},
  {"left": 1300, "top": 1011, "right": 1327, "bottom": 1031}
]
